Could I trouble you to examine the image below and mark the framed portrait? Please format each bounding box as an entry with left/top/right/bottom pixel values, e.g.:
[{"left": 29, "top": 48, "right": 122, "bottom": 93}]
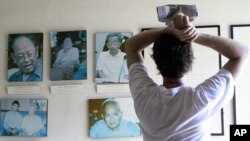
[
  {"left": 8, "top": 33, "right": 43, "bottom": 82},
  {"left": 141, "top": 25, "right": 224, "bottom": 135},
  {"left": 0, "top": 98, "right": 48, "bottom": 137},
  {"left": 88, "top": 97, "right": 141, "bottom": 138},
  {"left": 95, "top": 32, "right": 133, "bottom": 84},
  {"left": 50, "top": 30, "right": 87, "bottom": 81},
  {"left": 230, "top": 24, "right": 250, "bottom": 125}
]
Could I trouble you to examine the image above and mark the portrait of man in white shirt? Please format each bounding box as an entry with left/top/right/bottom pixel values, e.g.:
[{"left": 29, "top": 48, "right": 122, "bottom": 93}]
[{"left": 95, "top": 32, "right": 132, "bottom": 84}]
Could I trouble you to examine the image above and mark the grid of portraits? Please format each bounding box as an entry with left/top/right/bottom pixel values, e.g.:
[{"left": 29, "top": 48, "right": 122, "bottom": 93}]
[
  {"left": 4, "top": 24, "right": 244, "bottom": 139},
  {"left": 7, "top": 31, "right": 136, "bottom": 83}
]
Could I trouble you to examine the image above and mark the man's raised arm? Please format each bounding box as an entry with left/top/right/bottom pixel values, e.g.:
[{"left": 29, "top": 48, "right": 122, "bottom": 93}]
[{"left": 194, "top": 33, "right": 250, "bottom": 82}]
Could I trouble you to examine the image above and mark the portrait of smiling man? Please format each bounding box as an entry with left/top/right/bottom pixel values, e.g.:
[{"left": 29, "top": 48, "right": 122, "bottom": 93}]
[
  {"left": 8, "top": 33, "right": 43, "bottom": 82},
  {"left": 89, "top": 98, "right": 141, "bottom": 138}
]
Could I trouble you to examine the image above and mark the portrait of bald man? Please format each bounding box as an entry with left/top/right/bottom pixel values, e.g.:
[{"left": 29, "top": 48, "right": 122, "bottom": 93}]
[{"left": 8, "top": 33, "right": 43, "bottom": 82}]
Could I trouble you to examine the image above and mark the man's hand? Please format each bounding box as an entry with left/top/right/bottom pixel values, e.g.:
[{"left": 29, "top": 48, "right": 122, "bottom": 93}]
[
  {"left": 166, "top": 13, "right": 199, "bottom": 43},
  {"left": 166, "top": 25, "right": 199, "bottom": 43},
  {"left": 171, "top": 12, "right": 192, "bottom": 29}
]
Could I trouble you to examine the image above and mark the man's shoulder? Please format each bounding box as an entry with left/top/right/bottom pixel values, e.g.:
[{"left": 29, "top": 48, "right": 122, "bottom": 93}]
[
  {"left": 121, "top": 120, "right": 138, "bottom": 127},
  {"left": 9, "top": 70, "right": 22, "bottom": 81},
  {"left": 4, "top": 111, "right": 12, "bottom": 116},
  {"left": 117, "top": 51, "right": 126, "bottom": 57},
  {"left": 101, "top": 51, "right": 110, "bottom": 55},
  {"left": 57, "top": 49, "right": 64, "bottom": 54},
  {"left": 91, "top": 120, "right": 106, "bottom": 128},
  {"left": 120, "top": 120, "right": 140, "bottom": 135},
  {"left": 90, "top": 120, "right": 110, "bottom": 133},
  {"left": 34, "top": 62, "right": 42, "bottom": 77},
  {"left": 98, "top": 51, "right": 110, "bottom": 58},
  {"left": 71, "top": 47, "right": 79, "bottom": 51},
  {"left": 129, "top": 62, "right": 146, "bottom": 71}
]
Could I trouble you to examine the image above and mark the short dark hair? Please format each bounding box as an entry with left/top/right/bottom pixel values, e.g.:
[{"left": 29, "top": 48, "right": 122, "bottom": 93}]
[
  {"left": 12, "top": 100, "right": 20, "bottom": 107},
  {"left": 152, "top": 33, "right": 194, "bottom": 78}
]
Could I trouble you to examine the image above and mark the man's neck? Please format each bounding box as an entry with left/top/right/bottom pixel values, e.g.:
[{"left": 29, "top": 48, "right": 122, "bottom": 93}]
[
  {"left": 63, "top": 47, "right": 71, "bottom": 53},
  {"left": 109, "top": 49, "right": 119, "bottom": 56},
  {"left": 163, "top": 77, "right": 185, "bottom": 89}
]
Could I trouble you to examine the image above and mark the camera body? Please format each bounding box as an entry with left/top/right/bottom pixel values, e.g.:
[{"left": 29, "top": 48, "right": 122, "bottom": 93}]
[{"left": 157, "top": 4, "right": 198, "bottom": 25}]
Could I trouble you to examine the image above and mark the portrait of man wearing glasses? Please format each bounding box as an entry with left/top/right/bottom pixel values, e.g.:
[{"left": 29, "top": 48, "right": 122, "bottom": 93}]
[
  {"left": 95, "top": 32, "right": 132, "bottom": 83},
  {"left": 8, "top": 33, "right": 43, "bottom": 82}
]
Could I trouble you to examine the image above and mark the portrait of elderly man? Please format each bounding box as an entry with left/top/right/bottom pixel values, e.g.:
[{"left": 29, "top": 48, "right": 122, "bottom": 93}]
[
  {"left": 89, "top": 98, "right": 141, "bottom": 138},
  {"left": 95, "top": 32, "right": 132, "bottom": 83},
  {"left": 8, "top": 33, "right": 43, "bottom": 82}
]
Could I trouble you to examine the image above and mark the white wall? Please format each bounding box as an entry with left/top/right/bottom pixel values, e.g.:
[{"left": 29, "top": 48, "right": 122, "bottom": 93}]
[{"left": 0, "top": 0, "right": 250, "bottom": 141}]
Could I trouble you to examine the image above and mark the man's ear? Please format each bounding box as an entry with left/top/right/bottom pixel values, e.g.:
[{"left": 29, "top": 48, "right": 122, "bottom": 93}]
[{"left": 11, "top": 53, "right": 17, "bottom": 64}]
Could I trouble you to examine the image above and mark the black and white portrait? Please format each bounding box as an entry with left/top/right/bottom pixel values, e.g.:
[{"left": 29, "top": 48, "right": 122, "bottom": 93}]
[{"left": 95, "top": 32, "right": 133, "bottom": 84}]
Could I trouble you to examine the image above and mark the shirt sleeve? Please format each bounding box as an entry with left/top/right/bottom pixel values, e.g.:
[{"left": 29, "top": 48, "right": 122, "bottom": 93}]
[
  {"left": 128, "top": 62, "right": 157, "bottom": 100},
  {"left": 194, "top": 69, "right": 235, "bottom": 112}
]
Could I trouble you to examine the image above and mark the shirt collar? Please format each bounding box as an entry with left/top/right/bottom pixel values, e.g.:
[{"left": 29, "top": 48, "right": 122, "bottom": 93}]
[
  {"left": 16, "top": 62, "right": 42, "bottom": 79},
  {"left": 159, "top": 85, "right": 184, "bottom": 96},
  {"left": 108, "top": 49, "right": 121, "bottom": 57}
]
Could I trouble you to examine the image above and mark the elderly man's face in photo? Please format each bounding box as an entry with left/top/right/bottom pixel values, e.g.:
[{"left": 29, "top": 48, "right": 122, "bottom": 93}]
[
  {"left": 104, "top": 103, "right": 122, "bottom": 130},
  {"left": 12, "top": 36, "right": 37, "bottom": 74},
  {"left": 106, "top": 36, "right": 121, "bottom": 51}
]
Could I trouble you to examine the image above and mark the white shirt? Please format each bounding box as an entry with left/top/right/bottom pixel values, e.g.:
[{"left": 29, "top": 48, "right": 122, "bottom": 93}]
[
  {"left": 96, "top": 50, "right": 128, "bottom": 83},
  {"left": 4, "top": 111, "right": 22, "bottom": 129},
  {"left": 21, "top": 115, "right": 43, "bottom": 135},
  {"left": 54, "top": 47, "right": 79, "bottom": 68},
  {"left": 129, "top": 62, "right": 234, "bottom": 141}
]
